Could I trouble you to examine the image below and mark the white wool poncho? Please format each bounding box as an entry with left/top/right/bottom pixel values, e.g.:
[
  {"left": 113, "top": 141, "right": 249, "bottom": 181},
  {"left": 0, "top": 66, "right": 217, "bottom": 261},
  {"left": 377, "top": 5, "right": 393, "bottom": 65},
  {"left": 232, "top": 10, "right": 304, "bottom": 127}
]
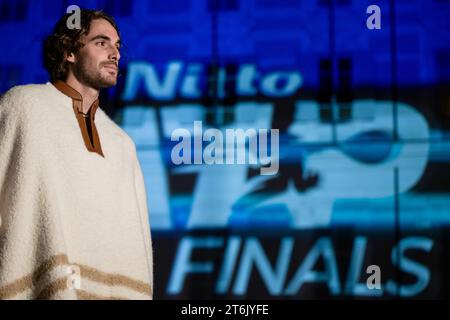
[{"left": 0, "top": 83, "right": 153, "bottom": 299}]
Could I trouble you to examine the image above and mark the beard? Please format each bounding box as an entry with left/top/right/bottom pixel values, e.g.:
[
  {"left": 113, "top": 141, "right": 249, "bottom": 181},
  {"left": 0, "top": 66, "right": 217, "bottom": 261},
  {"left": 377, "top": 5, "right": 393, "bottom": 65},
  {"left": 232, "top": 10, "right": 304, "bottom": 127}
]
[{"left": 72, "top": 56, "right": 118, "bottom": 90}]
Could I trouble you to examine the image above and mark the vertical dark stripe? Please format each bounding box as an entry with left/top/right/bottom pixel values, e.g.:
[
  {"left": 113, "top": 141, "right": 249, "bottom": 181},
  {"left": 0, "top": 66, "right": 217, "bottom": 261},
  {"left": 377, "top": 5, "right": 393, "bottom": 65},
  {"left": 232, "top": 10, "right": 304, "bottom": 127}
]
[
  {"left": 394, "top": 166, "right": 401, "bottom": 299},
  {"left": 85, "top": 112, "right": 94, "bottom": 147},
  {"left": 391, "top": 0, "right": 401, "bottom": 299}
]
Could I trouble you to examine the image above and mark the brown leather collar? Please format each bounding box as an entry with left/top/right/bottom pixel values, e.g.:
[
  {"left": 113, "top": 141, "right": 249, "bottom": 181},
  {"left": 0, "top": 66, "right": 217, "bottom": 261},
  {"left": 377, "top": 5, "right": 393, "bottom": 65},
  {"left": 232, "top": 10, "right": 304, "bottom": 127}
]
[
  {"left": 52, "top": 80, "right": 104, "bottom": 157},
  {"left": 52, "top": 80, "right": 100, "bottom": 116}
]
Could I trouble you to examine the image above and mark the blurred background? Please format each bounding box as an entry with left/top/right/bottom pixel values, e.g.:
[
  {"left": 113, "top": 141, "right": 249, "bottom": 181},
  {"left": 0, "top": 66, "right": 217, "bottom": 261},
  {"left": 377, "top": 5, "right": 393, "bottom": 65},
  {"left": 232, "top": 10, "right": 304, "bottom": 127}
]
[{"left": 1, "top": 0, "right": 450, "bottom": 299}]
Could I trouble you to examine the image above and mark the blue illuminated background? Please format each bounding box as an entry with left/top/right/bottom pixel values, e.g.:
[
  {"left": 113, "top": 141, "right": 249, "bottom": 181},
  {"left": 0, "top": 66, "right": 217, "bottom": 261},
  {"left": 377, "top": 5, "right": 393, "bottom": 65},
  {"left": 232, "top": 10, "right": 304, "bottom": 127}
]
[{"left": 1, "top": 0, "right": 450, "bottom": 299}]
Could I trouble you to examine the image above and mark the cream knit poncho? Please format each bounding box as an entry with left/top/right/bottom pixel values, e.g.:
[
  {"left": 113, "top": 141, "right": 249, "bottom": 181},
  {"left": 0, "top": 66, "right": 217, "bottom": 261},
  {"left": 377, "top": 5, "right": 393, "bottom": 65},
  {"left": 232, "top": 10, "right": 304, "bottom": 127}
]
[{"left": 0, "top": 83, "right": 153, "bottom": 299}]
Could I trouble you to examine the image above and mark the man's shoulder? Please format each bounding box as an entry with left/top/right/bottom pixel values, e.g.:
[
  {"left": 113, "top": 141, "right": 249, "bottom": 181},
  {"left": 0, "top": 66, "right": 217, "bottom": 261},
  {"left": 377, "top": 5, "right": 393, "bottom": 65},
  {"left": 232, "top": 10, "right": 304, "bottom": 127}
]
[
  {"left": 0, "top": 84, "right": 55, "bottom": 135},
  {"left": 2, "top": 83, "right": 53, "bottom": 100},
  {"left": 1, "top": 83, "right": 56, "bottom": 113}
]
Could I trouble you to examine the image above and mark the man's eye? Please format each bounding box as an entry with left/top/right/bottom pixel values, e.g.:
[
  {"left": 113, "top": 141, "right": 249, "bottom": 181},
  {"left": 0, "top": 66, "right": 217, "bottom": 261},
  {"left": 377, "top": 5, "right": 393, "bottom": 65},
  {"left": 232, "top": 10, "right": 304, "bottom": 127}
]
[{"left": 97, "top": 41, "right": 105, "bottom": 46}]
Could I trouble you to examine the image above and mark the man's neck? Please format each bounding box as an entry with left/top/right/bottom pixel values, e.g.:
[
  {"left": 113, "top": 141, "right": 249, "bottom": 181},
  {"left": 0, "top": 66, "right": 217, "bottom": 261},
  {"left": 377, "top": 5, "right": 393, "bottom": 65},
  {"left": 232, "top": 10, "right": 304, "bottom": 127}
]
[{"left": 65, "top": 74, "right": 99, "bottom": 114}]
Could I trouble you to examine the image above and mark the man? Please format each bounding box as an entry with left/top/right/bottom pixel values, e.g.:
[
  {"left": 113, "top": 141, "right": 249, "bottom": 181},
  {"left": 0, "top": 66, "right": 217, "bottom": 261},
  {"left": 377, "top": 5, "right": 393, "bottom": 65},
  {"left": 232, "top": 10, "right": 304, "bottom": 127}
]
[{"left": 0, "top": 10, "right": 153, "bottom": 299}]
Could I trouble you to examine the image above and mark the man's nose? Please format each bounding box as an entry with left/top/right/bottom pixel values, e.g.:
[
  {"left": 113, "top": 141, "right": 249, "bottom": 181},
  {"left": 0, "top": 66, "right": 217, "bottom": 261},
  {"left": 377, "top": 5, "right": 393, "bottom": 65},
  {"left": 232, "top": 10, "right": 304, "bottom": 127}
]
[{"left": 109, "top": 46, "right": 120, "bottom": 62}]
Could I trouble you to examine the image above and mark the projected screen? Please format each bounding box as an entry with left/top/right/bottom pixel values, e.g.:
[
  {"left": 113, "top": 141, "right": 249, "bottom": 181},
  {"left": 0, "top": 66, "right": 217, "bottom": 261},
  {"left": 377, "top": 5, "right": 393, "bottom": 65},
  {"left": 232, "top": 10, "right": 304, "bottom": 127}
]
[{"left": 1, "top": 0, "right": 449, "bottom": 299}]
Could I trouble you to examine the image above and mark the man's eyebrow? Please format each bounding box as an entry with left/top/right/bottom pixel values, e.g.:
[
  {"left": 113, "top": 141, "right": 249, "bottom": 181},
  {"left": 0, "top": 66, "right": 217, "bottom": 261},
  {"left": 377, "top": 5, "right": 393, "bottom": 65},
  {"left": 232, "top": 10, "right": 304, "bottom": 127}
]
[{"left": 89, "top": 34, "right": 122, "bottom": 46}]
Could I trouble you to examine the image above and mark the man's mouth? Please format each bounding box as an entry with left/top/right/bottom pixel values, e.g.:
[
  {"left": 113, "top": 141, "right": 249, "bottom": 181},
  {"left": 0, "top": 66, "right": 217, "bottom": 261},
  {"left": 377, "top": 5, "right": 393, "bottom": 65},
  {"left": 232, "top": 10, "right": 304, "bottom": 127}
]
[{"left": 103, "top": 63, "right": 118, "bottom": 73}]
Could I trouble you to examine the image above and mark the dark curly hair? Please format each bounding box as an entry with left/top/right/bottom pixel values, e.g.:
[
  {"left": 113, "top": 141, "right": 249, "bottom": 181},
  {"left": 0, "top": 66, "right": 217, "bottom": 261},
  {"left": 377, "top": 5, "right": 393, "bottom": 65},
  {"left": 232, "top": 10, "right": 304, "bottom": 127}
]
[{"left": 43, "top": 9, "right": 120, "bottom": 82}]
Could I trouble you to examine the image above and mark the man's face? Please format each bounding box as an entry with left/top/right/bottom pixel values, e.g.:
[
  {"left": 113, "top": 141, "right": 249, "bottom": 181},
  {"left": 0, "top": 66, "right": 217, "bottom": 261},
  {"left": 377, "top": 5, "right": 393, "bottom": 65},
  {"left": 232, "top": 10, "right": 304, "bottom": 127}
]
[{"left": 68, "top": 18, "right": 121, "bottom": 89}]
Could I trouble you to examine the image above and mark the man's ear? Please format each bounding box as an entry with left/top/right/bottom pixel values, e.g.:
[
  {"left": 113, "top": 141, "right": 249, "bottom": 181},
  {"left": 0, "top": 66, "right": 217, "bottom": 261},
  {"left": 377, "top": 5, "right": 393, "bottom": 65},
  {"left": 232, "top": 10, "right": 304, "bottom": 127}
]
[{"left": 66, "top": 52, "right": 75, "bottom": 63}]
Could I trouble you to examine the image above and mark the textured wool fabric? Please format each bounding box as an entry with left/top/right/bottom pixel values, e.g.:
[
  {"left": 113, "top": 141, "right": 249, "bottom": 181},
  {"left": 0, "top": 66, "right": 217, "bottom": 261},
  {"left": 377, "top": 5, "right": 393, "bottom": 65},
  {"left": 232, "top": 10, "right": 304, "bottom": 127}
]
[{"left": 0, "top": 83, "right": 153, "bottom": 299}]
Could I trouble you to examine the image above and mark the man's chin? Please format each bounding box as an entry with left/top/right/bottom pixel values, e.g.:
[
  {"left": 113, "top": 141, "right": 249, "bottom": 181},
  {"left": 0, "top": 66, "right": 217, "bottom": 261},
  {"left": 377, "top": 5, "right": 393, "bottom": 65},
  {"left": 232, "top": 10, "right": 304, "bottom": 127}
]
[
  {"left": 102, "top": 81, "right": 117, "bottom": 88},
  {"left": 96, "top": 78, "right": 117, "bottom": 89}
]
